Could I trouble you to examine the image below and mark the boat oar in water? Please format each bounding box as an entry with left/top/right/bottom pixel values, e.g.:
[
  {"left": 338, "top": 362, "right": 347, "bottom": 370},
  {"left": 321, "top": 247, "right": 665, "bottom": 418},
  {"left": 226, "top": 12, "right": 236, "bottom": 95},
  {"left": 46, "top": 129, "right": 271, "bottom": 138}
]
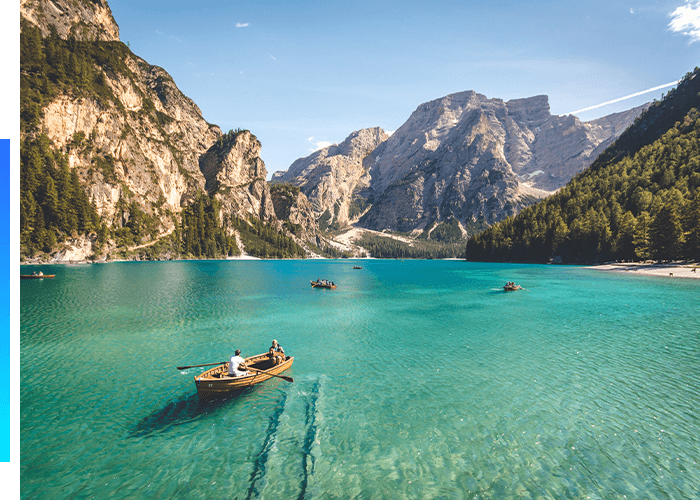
[{"left": 176, "top": 361, "right": 227, "bottom": 371}]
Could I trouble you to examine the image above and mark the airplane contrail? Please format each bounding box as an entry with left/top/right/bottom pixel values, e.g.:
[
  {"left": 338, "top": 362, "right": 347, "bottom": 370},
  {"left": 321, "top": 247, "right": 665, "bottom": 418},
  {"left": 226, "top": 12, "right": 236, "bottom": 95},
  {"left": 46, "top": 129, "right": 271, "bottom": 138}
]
[{"left": 566, "top": 81, "right": 680, "bottom": 115}]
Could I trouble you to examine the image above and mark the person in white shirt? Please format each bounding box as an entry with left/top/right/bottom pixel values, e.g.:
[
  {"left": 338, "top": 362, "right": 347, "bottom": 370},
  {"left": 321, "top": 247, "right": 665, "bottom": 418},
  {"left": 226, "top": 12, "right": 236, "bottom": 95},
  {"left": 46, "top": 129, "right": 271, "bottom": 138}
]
[{"left": 228, "top": 349, "right": 248, "bottom": 377}]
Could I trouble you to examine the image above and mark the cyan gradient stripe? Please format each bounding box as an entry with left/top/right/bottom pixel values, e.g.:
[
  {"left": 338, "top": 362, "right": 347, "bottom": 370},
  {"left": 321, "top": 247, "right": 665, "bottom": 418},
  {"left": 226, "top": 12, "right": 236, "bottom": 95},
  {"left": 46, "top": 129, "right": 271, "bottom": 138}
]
[{"left": 0, "top": 139, "right": 9, "bottom": 462}]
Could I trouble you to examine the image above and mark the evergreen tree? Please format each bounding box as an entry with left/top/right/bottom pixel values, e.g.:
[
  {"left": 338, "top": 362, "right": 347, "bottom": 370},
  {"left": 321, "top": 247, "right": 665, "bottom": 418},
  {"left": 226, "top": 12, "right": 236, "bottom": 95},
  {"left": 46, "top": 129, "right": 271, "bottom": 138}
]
[
  {"left": 650, "top": 204, "right": 683, "bottom": 261},
  {"left": 633, "top": 212, "right": 652, "bottom": 261},
  {"left": 682, "top": 191, "right": 700, "bottom": 260}
]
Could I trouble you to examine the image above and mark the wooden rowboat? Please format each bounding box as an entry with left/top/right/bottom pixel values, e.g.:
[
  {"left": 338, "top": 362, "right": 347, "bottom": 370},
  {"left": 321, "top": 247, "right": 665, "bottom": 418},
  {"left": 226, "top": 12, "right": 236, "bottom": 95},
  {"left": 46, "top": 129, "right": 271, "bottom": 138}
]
[
  {"left": 311, "top": 280, "right": 336, "bottom": 289},
  {"left": 194, "top": 352, "right": 294, "bottom": 399},
  {"left": 503, "top": 283, "right": 522, "bottom": 291},
  {"left": 21, "top": 274, "right": 55, "bottom": 279},
  {"left": 353, "top": 266, "right": 362, "bottom": 269}
]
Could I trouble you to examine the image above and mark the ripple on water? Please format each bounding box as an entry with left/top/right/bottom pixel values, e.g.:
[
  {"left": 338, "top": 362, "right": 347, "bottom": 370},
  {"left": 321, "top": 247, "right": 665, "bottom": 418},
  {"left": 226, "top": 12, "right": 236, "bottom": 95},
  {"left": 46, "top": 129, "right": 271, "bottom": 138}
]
[{"left": 20, "top": 261, "right": 700, "bottom": 499}]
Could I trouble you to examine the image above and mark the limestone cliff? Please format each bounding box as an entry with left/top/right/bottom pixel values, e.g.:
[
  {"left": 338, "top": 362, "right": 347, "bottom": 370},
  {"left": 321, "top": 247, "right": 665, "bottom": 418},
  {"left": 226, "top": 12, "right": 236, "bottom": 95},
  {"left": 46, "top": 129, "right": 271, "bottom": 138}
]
[
  {"left": 271, "top": 127, "right": 389, "bottom": 227},
  {"left": 20, "top": 0, "right": 120, "bottom": 41},
  {"left": 281, "top": 92, "right": 645, "bottom": 235},
  {"left": 200, "top": 130, "right": 276, "bottom": 223},
  {"left": 20, "top": 0, "right": 319, "bottom": 260}
]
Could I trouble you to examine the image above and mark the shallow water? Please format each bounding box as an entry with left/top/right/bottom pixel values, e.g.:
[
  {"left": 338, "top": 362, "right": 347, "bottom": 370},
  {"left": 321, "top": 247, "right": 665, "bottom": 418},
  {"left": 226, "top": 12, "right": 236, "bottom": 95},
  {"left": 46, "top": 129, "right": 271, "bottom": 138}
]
[{"left": 20, "top": 260, "right": 700, "bottom": 499}]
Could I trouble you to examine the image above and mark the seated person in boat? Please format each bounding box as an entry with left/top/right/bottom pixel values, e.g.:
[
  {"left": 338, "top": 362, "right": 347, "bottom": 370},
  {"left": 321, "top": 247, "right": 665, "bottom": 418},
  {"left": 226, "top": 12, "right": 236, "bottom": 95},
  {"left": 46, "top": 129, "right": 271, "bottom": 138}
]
[
  {"left": 269, "top": 339, "right": 285, "bottom": 365},
  {"left": 228, "top": 349, "right": 249, "bottom": 377}
]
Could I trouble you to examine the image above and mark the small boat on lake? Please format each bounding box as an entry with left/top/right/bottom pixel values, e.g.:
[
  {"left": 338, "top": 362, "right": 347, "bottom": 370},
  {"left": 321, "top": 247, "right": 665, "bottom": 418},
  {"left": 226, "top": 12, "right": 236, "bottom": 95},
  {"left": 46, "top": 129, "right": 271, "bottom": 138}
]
[
  {"left": 503, "top": 282, "right": 522, "bottom": 291},
  {"left": 21, "top": 274, "right": 55, "bottom": 279},
  {"left": 194, "top": 352, "right": 294, "bottom": 399},
  {"left": 311, "top": 279, "right": 337, "bottom": 289},
  {"left": 353, "top": 266, "right": 362, "bottom": 269}
]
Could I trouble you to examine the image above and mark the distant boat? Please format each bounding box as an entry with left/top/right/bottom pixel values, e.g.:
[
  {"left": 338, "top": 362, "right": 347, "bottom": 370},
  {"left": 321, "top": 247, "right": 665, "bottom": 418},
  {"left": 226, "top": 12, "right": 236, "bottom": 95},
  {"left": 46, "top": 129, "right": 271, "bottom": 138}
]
[
  {"left": 21, "top": 274, "right": 55, "bottom": 279},
  {"left": 311, "top": 280, "right": 337, "bottom": 289},
  {"left": 503, "top": 282, "right": 522, "bottom": 291},
  {"left": 194, "top": 352, "right": 294, "bottom": 399},
  {"left": 353, "top": 266, "right": 362, "bottom": 269}
]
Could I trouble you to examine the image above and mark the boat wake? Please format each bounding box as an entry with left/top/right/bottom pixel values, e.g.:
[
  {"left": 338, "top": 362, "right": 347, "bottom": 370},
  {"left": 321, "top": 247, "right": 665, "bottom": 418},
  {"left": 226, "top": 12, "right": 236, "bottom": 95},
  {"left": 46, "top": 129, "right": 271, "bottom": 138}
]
[{"left": 243, "top": 375, "right": 327, "bottom": 500}]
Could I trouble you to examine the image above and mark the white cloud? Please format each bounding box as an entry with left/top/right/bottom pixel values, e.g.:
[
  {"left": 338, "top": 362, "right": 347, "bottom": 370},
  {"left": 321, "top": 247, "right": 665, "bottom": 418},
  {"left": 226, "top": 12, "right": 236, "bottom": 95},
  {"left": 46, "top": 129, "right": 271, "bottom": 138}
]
[
  {"left": 630, "top": 8, "right": 634, "bottom": 14},
  {"left": 307, "top": 137, "right": 334, "bottom": 151},
  {"left": 271, "top": 55, "right": 278, "bottom": 62},
  {"left": 669, "top": 1, "right": 700, "bottom": 42},
  {"left": 236, "top": 22, "right": 250, "bottom": 28}
]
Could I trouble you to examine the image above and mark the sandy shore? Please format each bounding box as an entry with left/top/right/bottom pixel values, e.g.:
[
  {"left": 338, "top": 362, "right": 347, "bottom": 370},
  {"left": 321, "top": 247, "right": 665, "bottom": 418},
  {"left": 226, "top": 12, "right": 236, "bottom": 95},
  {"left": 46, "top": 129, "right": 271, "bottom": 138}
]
[{"left": 588, "top": 262, "right": 700, "bottom": 279}]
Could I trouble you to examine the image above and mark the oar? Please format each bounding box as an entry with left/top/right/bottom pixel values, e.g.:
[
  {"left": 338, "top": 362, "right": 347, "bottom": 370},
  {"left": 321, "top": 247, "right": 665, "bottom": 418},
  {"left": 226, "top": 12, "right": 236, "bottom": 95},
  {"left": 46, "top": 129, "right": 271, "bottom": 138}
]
[
  {"left": 247, "top": 366, "right": 294, "bottom": 383},
  {"left": 176, "top": 361, "right": 227, "bottom": 370}
]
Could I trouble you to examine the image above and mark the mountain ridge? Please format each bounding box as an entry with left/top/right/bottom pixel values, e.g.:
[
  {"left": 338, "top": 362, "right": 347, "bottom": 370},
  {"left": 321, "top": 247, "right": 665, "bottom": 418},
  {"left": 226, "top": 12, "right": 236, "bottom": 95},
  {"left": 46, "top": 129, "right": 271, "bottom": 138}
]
[{"left": 275, "top": 91, "right": 647, "bottom": 239}]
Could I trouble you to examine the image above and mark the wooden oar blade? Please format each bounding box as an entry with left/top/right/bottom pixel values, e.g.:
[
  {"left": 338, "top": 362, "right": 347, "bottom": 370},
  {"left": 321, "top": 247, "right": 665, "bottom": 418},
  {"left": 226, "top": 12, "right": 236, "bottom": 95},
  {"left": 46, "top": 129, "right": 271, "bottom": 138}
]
[{"left": 176, "top": 361, "right": 227, "bottom": 370}]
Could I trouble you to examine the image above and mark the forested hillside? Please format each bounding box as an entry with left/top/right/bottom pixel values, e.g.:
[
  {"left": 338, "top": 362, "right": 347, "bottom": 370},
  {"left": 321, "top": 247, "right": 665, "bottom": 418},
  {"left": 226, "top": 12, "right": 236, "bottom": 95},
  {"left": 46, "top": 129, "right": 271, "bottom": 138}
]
[{"left": 467, "top": 68, "right": 700, "bottom": 264}]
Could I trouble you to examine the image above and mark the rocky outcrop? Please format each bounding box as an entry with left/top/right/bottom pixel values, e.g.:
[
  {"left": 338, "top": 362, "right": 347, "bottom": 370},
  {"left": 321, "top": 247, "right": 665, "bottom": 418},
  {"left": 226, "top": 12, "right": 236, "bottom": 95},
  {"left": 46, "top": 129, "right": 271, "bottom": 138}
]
[
  {"left": 269, "top": 184, "right": 320, "bottom": 246},
  {"left": 505, "top": 98, "right": 649, "bottom": 190},
  {"left": 200, "top": 130, "right": 277, "bottom": 222},
  {"left": 271, "top": 127, "right": 389, "bottom": 227},
  {"left": 309, "top": 91, "right": 644, "bottom": 234},
  {"left": 20, "top": 0, "right": 120, "bottom": 41},
  {"left": 39, "top": 52, "right": 221, "bottom": 232},
  {"left": 21, "top": 0, "right": 321, "bottom": 260}
]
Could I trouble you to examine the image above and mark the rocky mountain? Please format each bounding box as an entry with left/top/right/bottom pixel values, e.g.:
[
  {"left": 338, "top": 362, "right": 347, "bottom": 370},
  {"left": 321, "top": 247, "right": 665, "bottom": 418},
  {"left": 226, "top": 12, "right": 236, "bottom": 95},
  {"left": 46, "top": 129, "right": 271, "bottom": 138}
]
[
  {"left": 275, "top": 91, "right": 646, "bottom": 236},
  {"left": 466, "top": 67, "right": 700, "bottom": 264},
  {"left": 20, "top": 0, "right": 319, "bottom": 261},
  {"left": 20, "top": 0, "right": 120, "bottom": 41},
  {"left": 271, "top": 127, "right": 389, "bottom": 228}
]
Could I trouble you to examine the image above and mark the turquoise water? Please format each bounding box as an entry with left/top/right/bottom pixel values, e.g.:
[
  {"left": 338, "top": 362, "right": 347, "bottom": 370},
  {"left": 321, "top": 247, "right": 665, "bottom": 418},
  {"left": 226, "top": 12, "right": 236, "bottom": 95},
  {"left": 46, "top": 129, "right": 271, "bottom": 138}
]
[{"left": 20, "top": 260, "right": 700, "bottom": 499}]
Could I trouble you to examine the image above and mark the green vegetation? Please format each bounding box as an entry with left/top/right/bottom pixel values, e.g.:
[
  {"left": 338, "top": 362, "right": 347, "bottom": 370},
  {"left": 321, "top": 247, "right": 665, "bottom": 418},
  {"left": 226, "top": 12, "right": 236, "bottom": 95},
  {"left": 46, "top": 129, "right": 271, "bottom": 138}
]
[
  {"left": 180, "top": 193, "right": 239, "bottom": 258},
  {"left": 20, "top": 20, "right": 136, "bottom": 132},
  {"left": 20, "top": 135, "right": 103, "bottom": 257},
  {"left": 357, "top": 233, "right": 464, "bottom": 259},
  {"left": 231, "top": 216, "right": 306, "bottom": 259},
  {"left": 467, "top": 79, "right": 700, "bottom": 264},
  {"left": 427, "top": 218, "right": 463, "bottom": 243},
  {"left": 269, "top": 182, "right": 301, "bottom": 198}
]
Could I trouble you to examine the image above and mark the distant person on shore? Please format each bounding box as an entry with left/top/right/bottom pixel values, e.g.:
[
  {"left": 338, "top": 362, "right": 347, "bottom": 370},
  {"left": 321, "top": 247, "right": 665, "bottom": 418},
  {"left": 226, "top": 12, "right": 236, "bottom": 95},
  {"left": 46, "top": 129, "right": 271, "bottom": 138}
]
[
  {"left": 228, "top": 349, "right": 248, "bottom": 377},
  {"left": 269, "top": 339, "right": 285, "bottom": 365}
]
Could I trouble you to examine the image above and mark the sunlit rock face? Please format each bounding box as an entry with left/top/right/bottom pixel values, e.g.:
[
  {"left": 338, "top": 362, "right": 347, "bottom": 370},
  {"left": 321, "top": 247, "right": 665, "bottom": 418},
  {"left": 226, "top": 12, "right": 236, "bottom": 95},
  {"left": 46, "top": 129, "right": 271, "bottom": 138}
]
[{"left": 279, "top": 90, "right": 646, "bottom": 233}]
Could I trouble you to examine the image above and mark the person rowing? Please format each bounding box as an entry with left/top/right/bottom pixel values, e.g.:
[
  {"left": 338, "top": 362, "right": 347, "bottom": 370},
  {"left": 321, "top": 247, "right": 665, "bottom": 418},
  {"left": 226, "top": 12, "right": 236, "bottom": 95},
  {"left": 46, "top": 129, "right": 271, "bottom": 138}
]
[{"left": 228, "top": 349, "right": 248, "bottom": 377}]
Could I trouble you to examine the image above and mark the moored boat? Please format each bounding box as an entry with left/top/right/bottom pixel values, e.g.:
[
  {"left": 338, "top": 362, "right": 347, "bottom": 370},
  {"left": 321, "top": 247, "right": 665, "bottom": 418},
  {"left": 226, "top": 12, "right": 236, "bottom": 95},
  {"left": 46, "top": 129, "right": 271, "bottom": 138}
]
[
  {"left": 503, "top": 282, "right": 522, "bottom": 291},
  {"left": 194, "top": 352, "right": 294, "bottom": 399},
  {"left": 21, "top": 274, "right": 55, "bottom": 279},
  {"left": 311, "top": 279, "right": 337, "bottom": 289}
]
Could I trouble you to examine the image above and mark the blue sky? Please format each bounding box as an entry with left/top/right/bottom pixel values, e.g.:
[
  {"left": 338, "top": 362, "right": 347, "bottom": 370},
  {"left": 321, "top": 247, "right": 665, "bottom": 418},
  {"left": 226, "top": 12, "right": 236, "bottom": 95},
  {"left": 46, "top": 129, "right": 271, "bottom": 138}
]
[{"left": 106, "top": 0, "right": 700, "bottom": 177}]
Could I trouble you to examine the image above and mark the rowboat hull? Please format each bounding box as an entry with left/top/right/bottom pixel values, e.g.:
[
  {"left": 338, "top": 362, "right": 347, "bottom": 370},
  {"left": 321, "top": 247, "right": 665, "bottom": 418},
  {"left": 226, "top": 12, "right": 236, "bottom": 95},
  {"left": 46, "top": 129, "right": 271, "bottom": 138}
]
[
  {"left": 503, "top": 285, "right": 522, "bottom": 291},
  {"left": 194, "top": 352, "right": 294, "bottom": 399},
  {"left": 21, "top": 274, "right": 55, "bottom": 279}
]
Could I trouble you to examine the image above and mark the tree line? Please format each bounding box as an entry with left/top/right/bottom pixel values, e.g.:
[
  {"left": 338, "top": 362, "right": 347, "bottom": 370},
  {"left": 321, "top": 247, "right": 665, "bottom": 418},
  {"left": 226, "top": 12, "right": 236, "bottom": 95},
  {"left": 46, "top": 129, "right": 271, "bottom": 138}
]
[
  {"left": 357, "top": 233, "right": 465, "bottom": 259},
  {"left": 231, "top": 216, "right": 307, "bottom": 259},
  {"left": 467, "top": 110, "right": 700, "bottom": 263},
  {"left": 179, "top": 193, "right": 239, "bottom": 258},
  {"left": 20, "top": 135, "right": 104, "bottom": 257}
]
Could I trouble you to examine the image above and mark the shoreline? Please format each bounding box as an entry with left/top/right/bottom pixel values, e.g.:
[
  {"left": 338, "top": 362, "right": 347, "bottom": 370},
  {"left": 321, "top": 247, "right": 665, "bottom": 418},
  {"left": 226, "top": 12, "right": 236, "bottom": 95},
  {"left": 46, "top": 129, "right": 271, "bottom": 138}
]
[{"left": 587, "top": 261, "right": 700, "bottom": 279}]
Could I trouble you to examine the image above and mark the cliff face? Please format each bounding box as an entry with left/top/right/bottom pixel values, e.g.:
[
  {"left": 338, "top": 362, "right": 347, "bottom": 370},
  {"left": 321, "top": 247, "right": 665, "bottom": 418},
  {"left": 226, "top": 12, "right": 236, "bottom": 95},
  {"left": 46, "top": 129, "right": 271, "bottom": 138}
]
[
  {"left": 271, "top": 127, "right": 389, "bottom": 227},
  {"left": 39, "top": 54, "right": 222, "bottom": 232},
  {"left": 20, "top": 0, "right": 120, "bottom": 41},
  {"left": 21, "top": 0, "right": 319, "bottom": 260},
  {"left": 200, "top": 130, "right": 277, "bottom": 223},
  {"left": 279, "top": 91, "right": 646, "bottom": 234}
]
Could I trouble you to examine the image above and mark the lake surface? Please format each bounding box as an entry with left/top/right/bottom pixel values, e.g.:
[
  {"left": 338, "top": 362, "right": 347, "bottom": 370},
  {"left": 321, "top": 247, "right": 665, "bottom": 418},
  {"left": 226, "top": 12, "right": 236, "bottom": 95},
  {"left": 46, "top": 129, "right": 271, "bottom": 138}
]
[{"left": 20, "top": 260, "right": 700, "bottom": 499}]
